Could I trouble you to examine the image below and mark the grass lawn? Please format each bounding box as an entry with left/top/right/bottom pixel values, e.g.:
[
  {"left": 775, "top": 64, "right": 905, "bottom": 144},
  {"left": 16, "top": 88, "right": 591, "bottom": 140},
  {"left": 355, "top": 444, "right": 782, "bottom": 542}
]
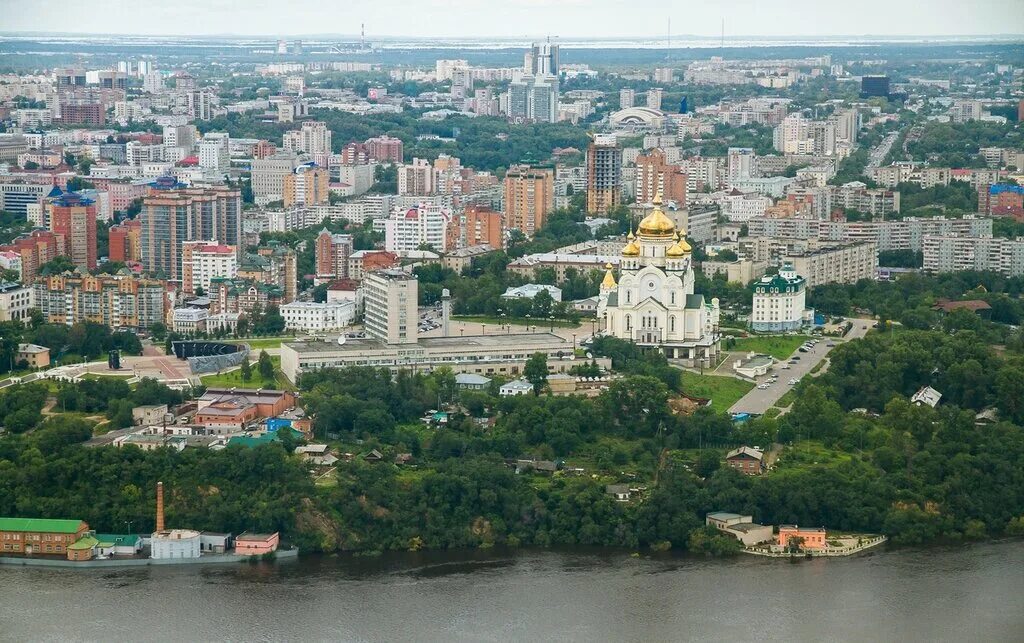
[
  {"left": 79, "top": 372, "right": 134, "bottom": 381},
  {"left": 728, "top": 335, "right": 812, "bottom": 360},
  {"left": 681, "top": 372, "right": 754, "bottom": 413},
  {"left": 199, "top": 355, "right": 294, "bottom": 390},
  {"left": 452, "top": 315, "right": 581, "bottom": 328}
]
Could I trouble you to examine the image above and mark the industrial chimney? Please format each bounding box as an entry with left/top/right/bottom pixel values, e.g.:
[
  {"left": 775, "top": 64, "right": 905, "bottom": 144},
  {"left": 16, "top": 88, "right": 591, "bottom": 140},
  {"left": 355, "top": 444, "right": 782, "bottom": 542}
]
[
  {"left": 441, "top": 288, "right": 452, "bottom": 337},
  {"left": 156, "top": 481, "right": 165, "bottom": 533}
]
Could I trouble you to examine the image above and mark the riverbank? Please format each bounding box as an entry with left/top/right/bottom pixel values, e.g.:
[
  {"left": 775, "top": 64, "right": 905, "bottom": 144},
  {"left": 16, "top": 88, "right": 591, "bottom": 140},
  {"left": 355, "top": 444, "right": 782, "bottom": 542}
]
[
  {"left": 0, "top": 547, "right": 299, "bottom": 568},
  {"left": 743, "top": 535, "right": 887, "bottom": 558}
]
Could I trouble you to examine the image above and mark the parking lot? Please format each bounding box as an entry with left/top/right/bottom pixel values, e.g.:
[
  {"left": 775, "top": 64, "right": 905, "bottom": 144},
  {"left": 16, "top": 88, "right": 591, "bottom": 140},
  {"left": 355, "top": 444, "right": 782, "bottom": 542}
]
[{"left": 728, "top": 321, "right": 872, "bottom": 415}]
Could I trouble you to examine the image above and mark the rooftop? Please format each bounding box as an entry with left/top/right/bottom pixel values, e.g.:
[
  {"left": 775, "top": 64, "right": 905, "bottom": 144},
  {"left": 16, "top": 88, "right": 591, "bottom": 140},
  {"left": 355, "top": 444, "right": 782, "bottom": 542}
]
[
  {"left": 285, "top": 332, "right": 569, "bottom": 355},
  {"left": 0, "top": 517, "right": 84, "bottom": 533}
]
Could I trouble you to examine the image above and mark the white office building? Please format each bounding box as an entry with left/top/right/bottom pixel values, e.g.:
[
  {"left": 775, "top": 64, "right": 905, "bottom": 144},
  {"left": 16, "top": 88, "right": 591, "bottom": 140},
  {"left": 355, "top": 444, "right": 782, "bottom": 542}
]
[
  {"left": 281, "top": 300, "right": 357, "bottom": 332},
  {"left": 384, "top": 203, "right": 453, "bottom": 253},
  {"left": 751, "top": 264, "right": 807, "bottom": 332}
]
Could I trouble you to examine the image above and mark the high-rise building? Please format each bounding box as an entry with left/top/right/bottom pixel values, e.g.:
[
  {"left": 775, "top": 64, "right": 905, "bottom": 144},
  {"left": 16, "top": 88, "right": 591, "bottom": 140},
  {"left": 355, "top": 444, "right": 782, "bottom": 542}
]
[
  {"left": 314, "top": 229, "right": 354, "bottom": 281},
  {"left": 198, "top": 132, "right": 230, "bottom": 176},
  {"left": 47, "top": 192, "right": 98, "bottom": 270},
  {"left": 282, "top": 121, "right": 332, "bottom": 166},
  {"left": 654, "top": 68, "right": 675, "bottom": 83},
  {"left": 108, "top": 219, "right": 142, "bottom": 263},
  {"left": 384, "top": 203, "right": 454, "bottom": 253},
  {"left": 140, "top": 182, "right": 242, "bottom": 281},
  {"left": 586, "top": 135, "right": 622, "bottom": 215},
  {"left": 187, "top": 90, "right": 214, "bottom": 120},
  {"left": 462, "top": 204, "right": 504, "bottom": 249},
  {"left": 0, "top": 230, "right": 59, "bottom": 283},
  {"left": 143, "top": 72, "right": 164, "bottom": 93},
  {"left": 832, "top": 108, "right": 860, "bottom": 144},
  {"left": 635, "top": 150, "right": 687, "bottom": 206},
  {"left": 773, "top": 114, "right": 815, "bottom": 154},
  {"left": 251, "top": 153, "right": 301, "bottom": 201},
  {"left": 181, "top": 241, "right": 238, "bottom": 294},
  {"left": 727, "top": 147, "right": 755, "bottom": 184},
  {"left": 33, "top": 273, "right": 166, "bottom": 330},
  {"left": 860, "top": 75, "right": 890, "bottom": 98},
  {"left": 503, "top": 165, "right": 555, "bottom": 236},
  {"left": 363, "top": 270, "right": 418, "bottom": 345},
  {"left": 398, "top": 158, "right": 435, "bottom": 196},
  {"left": 950, "top": 99, "right": 984, "bottom": 123},
  {"left": 525, "top": 42, "right": 559, "bottom": 76},
  {"left": 508, "top": 74, "right": 559, "bottom": 123},
  {"left": 619, "top": 88, "right": 636, "bottom": 109},
  {"left": 283, "top": 165, "right": 329, "bottom": 208},
  {"left": 647, "top": 88, "right": 665, "bottom": 111},
  {"left": 365, "top": 135, "right": 404, "bottom": 164}
]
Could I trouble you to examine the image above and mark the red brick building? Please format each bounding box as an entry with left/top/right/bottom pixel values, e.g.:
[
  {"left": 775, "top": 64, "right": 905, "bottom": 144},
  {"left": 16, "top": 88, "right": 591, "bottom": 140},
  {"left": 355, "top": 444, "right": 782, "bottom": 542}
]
[
  {"left": 725, "top": 446, "right": 765, "bottom": 475},
  {"left": 47, "top": 191, "right": 98, "bottom": 270}
]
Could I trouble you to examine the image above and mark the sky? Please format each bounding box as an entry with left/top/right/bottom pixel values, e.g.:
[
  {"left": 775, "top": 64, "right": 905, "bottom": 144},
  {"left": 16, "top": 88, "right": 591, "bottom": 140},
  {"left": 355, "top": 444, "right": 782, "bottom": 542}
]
[{"left": 3, "top": 0, "right": 1023, "bottom": 39}]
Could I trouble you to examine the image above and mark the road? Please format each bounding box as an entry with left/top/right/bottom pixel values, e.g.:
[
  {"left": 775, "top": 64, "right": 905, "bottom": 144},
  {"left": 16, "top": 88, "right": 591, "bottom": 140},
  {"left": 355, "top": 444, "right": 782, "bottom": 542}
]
[
  {"left": 867, "top": 131, "right": 900, "bottom": 169},
  {"left": 728, "top": 321, "right": 872, "bottom": 415}
]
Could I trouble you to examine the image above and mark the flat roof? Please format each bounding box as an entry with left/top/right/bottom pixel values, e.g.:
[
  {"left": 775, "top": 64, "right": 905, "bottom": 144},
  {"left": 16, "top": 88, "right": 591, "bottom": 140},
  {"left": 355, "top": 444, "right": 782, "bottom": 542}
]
[
  {"left": 728, "top": 523, "right": 770, "bottom": 533},
  {"left": 707, "top": 512, "right": 746, "bottom": 520},
  {"left": 285, "top": 332, "right": 569, "bottom": 354},
  {"left": 0, "top": 517, "right": 84, "bottom": 533}
]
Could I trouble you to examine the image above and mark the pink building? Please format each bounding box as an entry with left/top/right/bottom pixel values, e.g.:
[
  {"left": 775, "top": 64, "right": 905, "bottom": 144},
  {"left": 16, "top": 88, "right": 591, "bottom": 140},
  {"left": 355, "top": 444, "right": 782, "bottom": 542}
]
[
  {"left": 777, "top": 525, "right": 826, "bottom": 550},
  {"left": 234, "top": 532, "right": 280, "bottom": 556}
]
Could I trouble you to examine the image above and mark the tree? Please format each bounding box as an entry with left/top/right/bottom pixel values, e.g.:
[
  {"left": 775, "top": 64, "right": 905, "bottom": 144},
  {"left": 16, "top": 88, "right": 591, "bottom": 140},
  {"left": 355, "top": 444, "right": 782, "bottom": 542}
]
[
  {"left": 524, "top": 352, "right": 549, "bottom": 396},
  {"left": 258, "top": 350, "right": 275, "bottom": 381},
  {"left": 240, "top": 359, "right": 253, "bottom": 382}
]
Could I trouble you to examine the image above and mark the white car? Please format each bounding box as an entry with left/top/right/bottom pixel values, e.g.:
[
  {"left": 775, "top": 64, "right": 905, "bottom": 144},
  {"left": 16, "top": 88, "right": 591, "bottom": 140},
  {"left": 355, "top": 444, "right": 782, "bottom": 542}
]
[
  {"left": 788, "top": 378, "right": 800, "bottom": 385},
  {"left": 757, "top": 383, "right": 770, "bottom": 390}
]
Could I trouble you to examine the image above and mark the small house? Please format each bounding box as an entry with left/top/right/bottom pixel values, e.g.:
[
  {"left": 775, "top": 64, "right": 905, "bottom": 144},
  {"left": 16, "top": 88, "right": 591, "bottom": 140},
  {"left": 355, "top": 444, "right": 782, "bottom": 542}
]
[
  {"left": 15, "top": 343, "right": 50, "bottom": 369},
  {"left": 363, "top": 449, "right": 384, "bottom": 463},
  {"left": 514, "top": 459, "right": 560, "bottom": 475},
  {"left": 605, "top": 484, "right": 631, "bottom": 502},
  {"left": 725, "top": 446, "right": 765, "bottom": 475},
  {"left": 455, "top": 373, "right": 492, "bottom": 390},
  {"left": 500, "top": 379, "right": 534, "bottom": 397},
  {"left": 911, "top": 386, "right": 942, "bottom": 408}
]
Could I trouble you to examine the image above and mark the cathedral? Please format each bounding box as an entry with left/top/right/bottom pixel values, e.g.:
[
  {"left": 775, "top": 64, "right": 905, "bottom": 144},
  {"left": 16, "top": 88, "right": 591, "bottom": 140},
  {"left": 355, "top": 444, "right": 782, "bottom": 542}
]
[{"left": 596, "top": 193, "right": 721, "bottom": 367}]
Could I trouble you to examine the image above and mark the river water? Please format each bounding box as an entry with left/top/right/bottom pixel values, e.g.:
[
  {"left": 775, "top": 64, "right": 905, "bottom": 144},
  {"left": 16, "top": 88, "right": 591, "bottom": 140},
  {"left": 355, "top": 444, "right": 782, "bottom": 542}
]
[{"left": 2, "top": 541, "right": 1023, "bottom": 642}]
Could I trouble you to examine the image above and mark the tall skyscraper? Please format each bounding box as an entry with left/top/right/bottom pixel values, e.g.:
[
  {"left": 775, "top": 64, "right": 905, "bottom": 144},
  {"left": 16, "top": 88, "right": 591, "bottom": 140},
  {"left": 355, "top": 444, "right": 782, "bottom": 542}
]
[
  {"left": 619, "top": 88, "right": 636, "bottom": 109},
  {"left": 727, "top": 147, "right": 755, "bottom": 184},
  {"left": 398, "top": 158, "right": 435, "bottom": 196},
  {"left": 47, "top": 191, "right": 98, "bottom": 270},
  {"left": 647, "top": 88, "right": 665, "bottom": 111},
  {"left": 198, "top": 132, "right": 230, "bottom": 176},
  {"left": 140, "top": 181, "right": 241, "bottom": 281},
  {"left": 504, "top": 165, "right": 555, "bottom": 236},
  {"left": 462, "top": 205, "right": 504, "bottom": 249},
  {"left": 282, "top": 121, "right": 332, "bottom": 166},
  {"left": 586, "top": 135, "right": 623, "bottom": 215},
  {"left": 508, "top": 74, "right": 559, "bottom": 123},
  {"left": 525, "top": 42, "right": 559, "bottom": 76}
]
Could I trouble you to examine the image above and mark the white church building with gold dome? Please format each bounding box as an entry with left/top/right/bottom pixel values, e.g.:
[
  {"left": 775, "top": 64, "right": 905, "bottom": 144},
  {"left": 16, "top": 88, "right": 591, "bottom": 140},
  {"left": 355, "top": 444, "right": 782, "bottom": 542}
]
[{"left": 596, "top": 194, "right": 721, "bottom": 367}]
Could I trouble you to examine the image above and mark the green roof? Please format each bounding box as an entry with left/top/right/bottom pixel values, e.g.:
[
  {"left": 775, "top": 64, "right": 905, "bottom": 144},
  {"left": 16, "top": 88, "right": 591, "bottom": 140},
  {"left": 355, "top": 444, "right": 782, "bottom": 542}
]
[
  {"left": 68, "top": 536, "right": 99, "bottom": 550},
  {"left": 0, "top": 517, "right": 85, "bottom": 534},
  {"left": 94, "top": 533, "right": 141, "bottom": 546},
  {"left": 228, "top": 427, "right": 302, "bottom": 448}
]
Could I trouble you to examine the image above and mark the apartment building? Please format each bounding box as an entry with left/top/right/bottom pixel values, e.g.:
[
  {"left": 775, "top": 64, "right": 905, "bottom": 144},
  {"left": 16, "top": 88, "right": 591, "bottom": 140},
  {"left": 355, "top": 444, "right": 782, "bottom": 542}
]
[
  {"left": 33, "top": 273, "right": 166, "bottom": 329},
  {"left": 503, "top": 164, "right": 554, "bottom": 236},
  {"left": 785, "top": 242, "right": 878, "bottom": 287}
]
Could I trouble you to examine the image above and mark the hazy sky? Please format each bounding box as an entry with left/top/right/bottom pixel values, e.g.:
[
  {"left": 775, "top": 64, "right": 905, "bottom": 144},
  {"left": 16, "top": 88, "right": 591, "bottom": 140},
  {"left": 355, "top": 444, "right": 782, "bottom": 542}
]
[{"left": 3, "top": 0, "right": 1023, "bottom": 38}]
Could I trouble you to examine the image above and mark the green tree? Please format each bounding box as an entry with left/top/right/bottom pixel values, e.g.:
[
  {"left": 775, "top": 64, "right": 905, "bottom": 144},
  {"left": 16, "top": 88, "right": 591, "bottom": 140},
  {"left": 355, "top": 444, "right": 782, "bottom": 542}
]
[
  {"left": 524, "top": 352, "right": 549, "bottom": 396},
  {"left": 258, "top": 350, "right": 275, "bottom": 381},
  {"left": 240, "top": 359, "right": 253, "bottom": 382}
]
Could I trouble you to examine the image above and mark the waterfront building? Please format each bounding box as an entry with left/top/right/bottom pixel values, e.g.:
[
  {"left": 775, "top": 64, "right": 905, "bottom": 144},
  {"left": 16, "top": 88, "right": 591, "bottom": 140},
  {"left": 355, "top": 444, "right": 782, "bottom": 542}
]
[
  {"left": 0, "top": 517, "right": 90, "bottom": 558},
  {"left": 596, "top": 194, "right": 721, "bottom": 367},
  {"left": 234, "top": 532, "right": 280, "bottom": 556}
]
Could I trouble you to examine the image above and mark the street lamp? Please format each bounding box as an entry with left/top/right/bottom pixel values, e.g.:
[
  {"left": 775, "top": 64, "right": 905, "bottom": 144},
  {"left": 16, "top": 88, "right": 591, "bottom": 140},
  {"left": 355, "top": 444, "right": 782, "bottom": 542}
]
[
  {"left": 481, "top": 324, "right": 486, "bottom": 336},
  {"left": 549, "top": 315, "right": 554, "bottom": 332},
  {"left": 572, "top": 333, "right": 576, "bottom": 351}
]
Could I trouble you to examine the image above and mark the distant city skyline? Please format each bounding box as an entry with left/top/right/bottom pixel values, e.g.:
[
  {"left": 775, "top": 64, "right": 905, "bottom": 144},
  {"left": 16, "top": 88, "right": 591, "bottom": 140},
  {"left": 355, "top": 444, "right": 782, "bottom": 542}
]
[{"left": 4, "top": 0, "right": 1024, "bottom": 39}]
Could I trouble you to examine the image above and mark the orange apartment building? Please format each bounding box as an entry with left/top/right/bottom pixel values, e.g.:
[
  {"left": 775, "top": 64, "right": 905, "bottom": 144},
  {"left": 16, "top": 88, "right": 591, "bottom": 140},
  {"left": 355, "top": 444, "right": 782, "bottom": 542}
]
[
  {"left": 635, "top": 149, "right": 687, "bottom": 206},
  {"left": 462, "top": 204, "right": 504, "bottom": 249},
  {"left": 108, "top": 218, "right": 142, "bottom": 263},
  {"left": 503, "top": 164, "right": 554, "bottom": 236}
]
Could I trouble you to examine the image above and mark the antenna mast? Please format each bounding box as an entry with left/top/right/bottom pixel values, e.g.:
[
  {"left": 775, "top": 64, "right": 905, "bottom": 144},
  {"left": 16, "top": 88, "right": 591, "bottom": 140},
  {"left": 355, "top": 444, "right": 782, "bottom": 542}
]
[{"left": 721, "top": 18, "right": 725, "bottom": 49}]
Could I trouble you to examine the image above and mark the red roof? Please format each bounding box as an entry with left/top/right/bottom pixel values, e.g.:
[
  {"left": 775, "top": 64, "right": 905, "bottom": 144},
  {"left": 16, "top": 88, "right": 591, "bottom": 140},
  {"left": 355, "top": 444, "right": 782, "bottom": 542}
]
[
  {"left": 327, "top": 278, "right": 359, "bottom": 292},
  {"left": 405, "top": 208, "right": 419, "bottom": 219}
]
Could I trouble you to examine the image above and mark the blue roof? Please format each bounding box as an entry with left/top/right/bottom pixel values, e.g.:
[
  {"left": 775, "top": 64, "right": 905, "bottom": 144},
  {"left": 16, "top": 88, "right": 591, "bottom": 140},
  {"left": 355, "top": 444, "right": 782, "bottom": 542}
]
[
  {"left": 990, "top": 184, "right": 1024, "bottom": 195},
  {"left": 47, "top": 185, "right": 64, "bottom": 198},
  {"left": 51, "top": 191, "right": 95, "bottom": 207}
]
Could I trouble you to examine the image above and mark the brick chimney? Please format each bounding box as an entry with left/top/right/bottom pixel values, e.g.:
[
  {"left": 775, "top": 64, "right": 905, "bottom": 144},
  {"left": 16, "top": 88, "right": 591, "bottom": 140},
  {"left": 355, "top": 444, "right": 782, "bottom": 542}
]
[{"left": 156, "top": 481, "right": 165, "bottom": 532}]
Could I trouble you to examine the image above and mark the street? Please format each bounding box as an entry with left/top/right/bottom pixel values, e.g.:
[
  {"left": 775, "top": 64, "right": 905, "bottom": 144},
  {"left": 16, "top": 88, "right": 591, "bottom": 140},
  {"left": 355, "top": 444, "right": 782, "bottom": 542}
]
[{"left": 728, "top": 320, "right": 872, "bottom": 415}]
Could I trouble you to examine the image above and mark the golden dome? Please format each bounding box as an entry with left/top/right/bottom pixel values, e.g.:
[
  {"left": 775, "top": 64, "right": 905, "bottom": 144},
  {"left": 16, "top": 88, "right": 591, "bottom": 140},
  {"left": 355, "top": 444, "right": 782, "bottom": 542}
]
[
  {"left": 601, "top": 264, "right": 617, "bottom": 289},
  {"left": 622, "top": 238, "right": 640, "bottom": 256},
  {"left": 667, "top": 233, "right": 692, "bottom": 257},
  {"left": 638, "top": 192, "right": 676, "bottom": 236}
]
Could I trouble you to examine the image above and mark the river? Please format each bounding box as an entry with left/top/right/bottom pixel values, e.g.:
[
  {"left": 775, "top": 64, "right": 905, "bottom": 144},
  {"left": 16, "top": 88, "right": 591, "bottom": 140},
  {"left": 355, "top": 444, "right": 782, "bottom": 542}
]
[{"left": 2, "top": 541, "right": 1023, "bottom": 642}]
